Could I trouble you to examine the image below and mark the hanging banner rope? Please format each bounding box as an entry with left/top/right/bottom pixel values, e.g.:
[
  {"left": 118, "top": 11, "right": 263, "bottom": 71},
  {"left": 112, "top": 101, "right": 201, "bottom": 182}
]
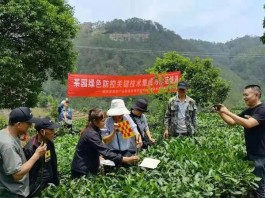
[{"left": 67, "top": 71, "right": 181, "bottom": 97}]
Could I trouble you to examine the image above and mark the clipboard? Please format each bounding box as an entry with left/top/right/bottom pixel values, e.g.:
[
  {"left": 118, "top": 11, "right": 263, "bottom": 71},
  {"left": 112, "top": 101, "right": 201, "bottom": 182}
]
[{"left": 100, "top": 159, "right": 115, "bottom": 166}]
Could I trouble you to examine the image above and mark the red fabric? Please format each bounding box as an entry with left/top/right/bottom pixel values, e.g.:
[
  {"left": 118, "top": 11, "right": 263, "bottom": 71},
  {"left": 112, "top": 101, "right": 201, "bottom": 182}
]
[
  {"left": 20, "top": 133, "right": 28, "bottom": 141},
  {"left": 67, "top": 71, "right": 181, "bottom": 97}
]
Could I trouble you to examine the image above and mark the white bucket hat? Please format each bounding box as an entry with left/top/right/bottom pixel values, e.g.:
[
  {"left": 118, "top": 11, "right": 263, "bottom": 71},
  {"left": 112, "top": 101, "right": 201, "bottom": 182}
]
[{"left": 107, "top": 99, "right": 130, "bottom": 116}]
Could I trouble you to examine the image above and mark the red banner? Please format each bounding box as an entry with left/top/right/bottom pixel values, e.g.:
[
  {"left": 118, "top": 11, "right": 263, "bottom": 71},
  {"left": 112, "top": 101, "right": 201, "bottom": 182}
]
[{"left": 67, "top": 71, "right": 181, "bottom": 97}]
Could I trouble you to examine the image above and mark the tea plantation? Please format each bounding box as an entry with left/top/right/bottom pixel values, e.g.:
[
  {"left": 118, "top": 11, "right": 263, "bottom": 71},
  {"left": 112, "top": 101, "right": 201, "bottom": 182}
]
[{"left": 41, "top": 113, "right": 258, "bottom": 198}]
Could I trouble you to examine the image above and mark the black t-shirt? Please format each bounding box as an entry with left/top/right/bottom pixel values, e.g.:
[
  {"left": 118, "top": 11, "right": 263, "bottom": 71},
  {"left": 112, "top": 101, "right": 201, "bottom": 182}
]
[{"left": 239, "top": 103, "right": 265, "bottom": 156}]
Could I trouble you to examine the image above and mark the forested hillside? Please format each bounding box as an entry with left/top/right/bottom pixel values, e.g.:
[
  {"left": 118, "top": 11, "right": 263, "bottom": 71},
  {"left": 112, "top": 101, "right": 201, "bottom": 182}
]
[
  {"left": 44, "top": 18, "right": 265, "bottom": 108},
  {"left": 188, "top": 36, "right": 265, "bottom": 85},
  {"left": 188, "top": 36, "right": 265, "bottom": 105},
  {"left": 74, "top": 18, "right": 199, "bottom": 75}
]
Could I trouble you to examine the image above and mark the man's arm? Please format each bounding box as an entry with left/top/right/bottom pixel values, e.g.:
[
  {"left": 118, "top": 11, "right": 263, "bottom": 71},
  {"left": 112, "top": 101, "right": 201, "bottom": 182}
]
[
  {"left": 13, "top": 143, "right": 47, "bottom": 181},
  {"left": 145, "top": 129, "right": 155, "bottom": 143},
  {"left": 218, "top": 105, "right": 259, "bottom": 128},
  {"left": 221, "top": 110, "right": 259, "bottom": 128},
  {"left": 218, "top": 112, "right": 237, "bottom": 125}
]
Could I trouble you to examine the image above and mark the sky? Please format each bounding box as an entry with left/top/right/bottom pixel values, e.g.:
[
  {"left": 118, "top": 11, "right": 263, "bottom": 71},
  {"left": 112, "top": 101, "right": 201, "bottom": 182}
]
[{"left": 67, "top": 0, "right": 264, "bottom": 43}]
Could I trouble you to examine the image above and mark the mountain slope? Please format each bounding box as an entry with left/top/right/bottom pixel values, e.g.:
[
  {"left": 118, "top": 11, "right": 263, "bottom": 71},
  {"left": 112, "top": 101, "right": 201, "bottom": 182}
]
[{"left": 45, "top": 18, "right": 265, "bottom": 107}]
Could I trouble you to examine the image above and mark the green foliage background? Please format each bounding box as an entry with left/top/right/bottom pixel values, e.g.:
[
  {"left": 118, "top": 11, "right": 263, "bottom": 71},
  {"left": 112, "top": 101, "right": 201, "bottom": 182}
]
[
  {"left": 0, "top": 0, "right": 78, "bottom": 108},
  {"left": 148, "top": 52, "right": 230, "bottom": 107}
]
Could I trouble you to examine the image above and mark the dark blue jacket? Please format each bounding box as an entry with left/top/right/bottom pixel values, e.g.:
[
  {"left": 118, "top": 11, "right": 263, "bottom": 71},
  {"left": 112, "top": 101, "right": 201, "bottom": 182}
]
[{"left": 71, "top": 124, "right": 123, "bottom": 174}]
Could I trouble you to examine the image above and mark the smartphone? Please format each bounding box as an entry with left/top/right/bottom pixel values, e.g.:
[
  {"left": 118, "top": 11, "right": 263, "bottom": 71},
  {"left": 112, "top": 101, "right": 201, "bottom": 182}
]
[{"left": 213, "top": 104, "right": 222, "bottom": 111}]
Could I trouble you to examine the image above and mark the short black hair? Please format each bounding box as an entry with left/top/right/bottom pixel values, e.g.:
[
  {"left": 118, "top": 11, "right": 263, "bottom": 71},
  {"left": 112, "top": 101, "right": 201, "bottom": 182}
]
[
  {"left": 244, "top": 84, "right": 262, "bottom": 98},
  {"left": 244, "top": 84, "right": 261, "bottom": 90},
  {"left": 88, "top": 109, "right": 106, "bottom": 122}
]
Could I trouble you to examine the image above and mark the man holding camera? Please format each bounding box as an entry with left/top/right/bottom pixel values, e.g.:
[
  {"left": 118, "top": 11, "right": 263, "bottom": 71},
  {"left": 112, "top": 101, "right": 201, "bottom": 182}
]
[{"left": 216, "top": 85, "right": 265, "bottom": 198}]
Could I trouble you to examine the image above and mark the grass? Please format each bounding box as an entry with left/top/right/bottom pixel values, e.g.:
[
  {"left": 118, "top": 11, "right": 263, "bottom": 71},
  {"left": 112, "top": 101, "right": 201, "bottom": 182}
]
[{"left": 0, "top": 108, "right": 50, "bottom": 121}]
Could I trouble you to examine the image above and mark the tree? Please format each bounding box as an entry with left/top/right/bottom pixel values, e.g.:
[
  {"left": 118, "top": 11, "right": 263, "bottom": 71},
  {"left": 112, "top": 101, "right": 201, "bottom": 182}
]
[
  {"left": 261, "top": 5, "right": 265, "bottom": 44},
  {"left": 147, "top": 51, "right": 230, "bottom": 107},
  {"left": 0, "top": 0, "right": 79, "bottom": 108}
]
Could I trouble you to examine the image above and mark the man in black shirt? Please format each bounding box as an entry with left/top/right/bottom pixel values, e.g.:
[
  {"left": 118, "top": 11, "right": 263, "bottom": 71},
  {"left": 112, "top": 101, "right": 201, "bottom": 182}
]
[
  {"left": 216, "top": 85, "right": 265, "bottom": 198},
  {"left": 23, "top": 117, "right": 60, "bottom": 198}
]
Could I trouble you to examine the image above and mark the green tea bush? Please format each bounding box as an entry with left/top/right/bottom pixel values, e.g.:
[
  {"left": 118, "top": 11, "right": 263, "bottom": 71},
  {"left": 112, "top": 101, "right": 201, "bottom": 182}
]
[
  {"left": 0, "top": 115, "right": 7, "bottom": 129},
  {"left": 41, "top": 113, "right": 258, "bottom": 198}
]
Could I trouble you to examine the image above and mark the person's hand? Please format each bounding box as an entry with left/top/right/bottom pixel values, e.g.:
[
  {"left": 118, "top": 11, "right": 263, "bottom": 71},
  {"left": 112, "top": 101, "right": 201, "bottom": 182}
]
[
  {"left": 212, "top": 104, "right": 222, "bottom": 112},
  {"left": 149, "top": 137, "right": 156, "bottom": 144},
  {"left": 213, "top": 104, "right": 230, "bottom": 114},
  {"left": 123, "top": 155, "right": 140, "bottom": 164},
  {"left": 218, "top": 105, "right": 230, "bottom": 114},
  {"left": 99, "top": 155, "right": 105, "bottom": 161},
  {"left": 33, "top": 141, "right": 47, "bottom": 159},
  {"left": 163, "top": 129, "right": 169, "bottom": 139},
  {"left": 113, "top": 123, "right": 119, "bottom": 132}
]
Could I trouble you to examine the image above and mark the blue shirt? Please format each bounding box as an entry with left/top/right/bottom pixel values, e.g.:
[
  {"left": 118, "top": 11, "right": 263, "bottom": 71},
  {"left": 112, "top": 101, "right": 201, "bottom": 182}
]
[
  {"left": 59, "top": 107, "right": 72, "bottom": 122},
  {"left": 102, "top": 115, "right": 139, "bottom": 152}
]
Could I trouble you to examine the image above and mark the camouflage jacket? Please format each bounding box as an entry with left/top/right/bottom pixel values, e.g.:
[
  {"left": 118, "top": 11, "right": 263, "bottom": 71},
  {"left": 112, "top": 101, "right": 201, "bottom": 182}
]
[{"left": 164, "top": 95, "right": 197, "bottom": 135}]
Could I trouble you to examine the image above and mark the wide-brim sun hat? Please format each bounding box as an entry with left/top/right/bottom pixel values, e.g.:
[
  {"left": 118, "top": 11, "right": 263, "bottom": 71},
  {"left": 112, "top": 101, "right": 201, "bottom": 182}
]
[{"left": 107, "top": 99, "right": 130, "bottom": 116}]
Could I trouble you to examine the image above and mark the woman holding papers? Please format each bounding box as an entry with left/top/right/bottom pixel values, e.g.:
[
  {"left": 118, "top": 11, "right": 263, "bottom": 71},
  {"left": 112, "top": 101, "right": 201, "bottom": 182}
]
[
  {"left": 71, "top": 108, "right": 139, "bottom": 178},
  {"left": 102, "top": 99, "right": 143, "bottom": 157}
]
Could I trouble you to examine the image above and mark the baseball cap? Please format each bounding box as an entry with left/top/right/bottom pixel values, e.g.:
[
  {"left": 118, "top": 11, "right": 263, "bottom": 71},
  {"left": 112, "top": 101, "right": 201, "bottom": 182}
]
[
  {"left": 35, "top": 117, "right": 61, "bottom": 132},
  {"left": 177, "top": 81, "right": 188, "bottom": 89},
  {"left": 9, "top": 107, "right": 40, "bottom": 124}
]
